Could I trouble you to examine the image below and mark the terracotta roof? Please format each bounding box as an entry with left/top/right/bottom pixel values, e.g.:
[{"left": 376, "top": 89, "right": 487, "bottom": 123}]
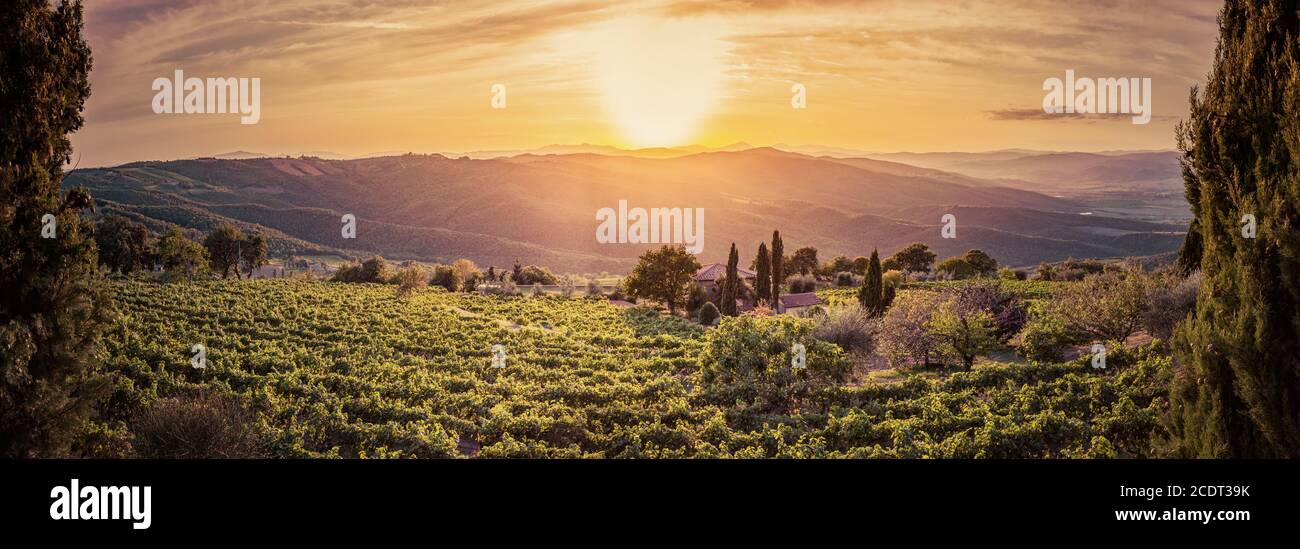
[
  {"left": 779, "top": 292, "right": 823, "bottom": 308},
  {"left": 694, "top": 263, "right": 757, "bottom": 282}
]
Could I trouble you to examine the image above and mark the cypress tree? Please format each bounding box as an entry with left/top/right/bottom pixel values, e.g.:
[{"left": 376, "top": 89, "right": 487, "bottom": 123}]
[
  {"left": 755, "top": 242, "right": 771, "bottom": 305},
  {"left": 719, "top": 243, "right": 740, "bottom": 316},
  {"left": 770, "top": 231, "right": 784, "bottom": 308},
  {"left": 0, "top": 0, "right": 111, "bottom": 457},
  {"left": 1169, "top": 0, "right": 1300, "bottom": 457},
  {"left": 859, "top": 249, "right": 884, "bottom": 316}
]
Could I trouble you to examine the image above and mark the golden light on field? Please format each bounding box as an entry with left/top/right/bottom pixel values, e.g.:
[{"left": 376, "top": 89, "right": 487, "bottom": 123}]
[{"left": 589, "top": 17, "right": 728, "bottom": 148}]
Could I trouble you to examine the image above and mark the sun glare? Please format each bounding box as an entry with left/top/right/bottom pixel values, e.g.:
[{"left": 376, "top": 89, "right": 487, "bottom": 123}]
[{"left": 589, "top": 17, "right": 728, "bottom": 148}]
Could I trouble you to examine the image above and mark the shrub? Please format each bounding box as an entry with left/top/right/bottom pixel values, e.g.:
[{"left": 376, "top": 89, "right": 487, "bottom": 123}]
[
  {"left": 787, "top": 274, "right": 817, "bottom": 293},
  {"left": 360, "top": 256, "right": 390, "bottom": 282},
  {"left": 1016, "top": 302, "right": 1078, "bottom": 363},
  {"left": 131, "top": 392, "right": 269, "bottom": 458},
  {"left": 935, "top": 257, "right": 977, "bottom": 280},
  {"left": 430, "top": 265, "right": 461, "bottom": 291},
  {"left": 927, "top": 300, "right": 997, "bottom": 370},
  {"left": 699, "top": 315, "right": 851, "bottom": 414},
  {"left": 515, "top": 265, "right": 559, "bottom": 285},
  {"left": 813, "top": 306, "right": 878, "bottom": 354},
  {"left": 333, "top": 256, "right": 389, "bottom": 283},
  {"left": 1053, "top": 263, "right": 1158, "bottom": 342},
  {"left": 685, "top": 282, "right": 708, "bottom": 313},
  {"left": 878, "top": 291, "right": 945, "bottom": 367},
  {"left": 834, "top": 271, "right": 857, "bottom": 286},
  {"left": 882, "top": 270, "right": 903, "bottom": 289},
  {"left": 394, "top": 266, "right": 428, "bottom": 297},
  {"left": 698, "top": 302, "right": 720, "bottom": 326},
  {"left": 949, "top": 281, "right": 1026, "bottom": 342},
  {"left": 586, "top": 279, "right": 604, "bottom": 297},
  {"left": 559, "top": 275, "right": 579, "bottom": 298},
  {"left": 531, "top": 283, "right": 545, "bottom": 296},
  {"left": 1143, "top": 270, "right": 1200, "bottom": 339}
]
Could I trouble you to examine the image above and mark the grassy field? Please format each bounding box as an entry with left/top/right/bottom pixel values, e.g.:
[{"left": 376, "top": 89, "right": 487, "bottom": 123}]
[{"left": 96, "top": 279, "right": 1170, "bottom": 458}]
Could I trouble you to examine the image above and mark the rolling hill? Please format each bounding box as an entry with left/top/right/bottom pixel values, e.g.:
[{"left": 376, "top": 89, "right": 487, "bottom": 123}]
[{"left": 65, "top": 147, "right": 1188, "bottom": 272}]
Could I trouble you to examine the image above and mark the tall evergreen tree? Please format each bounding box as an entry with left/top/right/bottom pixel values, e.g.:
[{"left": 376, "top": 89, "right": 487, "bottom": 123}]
[
  {"left": 719, "top": 243, "right": 740, "bottom": 316},
  {"left": 859, "top": 249, "right": 884, "bottom": 316},
  {"left": 770, "top": 230, "right": 784, "bottom": 307},
  {"left": 1170, "top": 0, "right": 1300, "bottom": 457},
  {"left": 0, "top": 0, "right": 111, "bottom": 457},
  {"left": 755, "top": 242, "right": 771, "bottom": 305}
]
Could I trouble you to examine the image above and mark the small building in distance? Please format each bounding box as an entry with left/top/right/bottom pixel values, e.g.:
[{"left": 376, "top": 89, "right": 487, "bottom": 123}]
[
  {"left": 776, "top": 292, "right": 823, "bottom": 315},
  {"left": 694, "top": 262, "right": 759, "bottom": 309},
  {"left": 693, "top": 263, "right": 756, "bottom": 289},
  {"left": 249, "top": 264, "right": 286, "bottom": 279}
]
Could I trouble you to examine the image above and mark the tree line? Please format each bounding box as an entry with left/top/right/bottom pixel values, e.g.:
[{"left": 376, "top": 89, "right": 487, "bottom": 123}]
[{"left": 91, "top": 216, "right": 268, "bottom": 282}]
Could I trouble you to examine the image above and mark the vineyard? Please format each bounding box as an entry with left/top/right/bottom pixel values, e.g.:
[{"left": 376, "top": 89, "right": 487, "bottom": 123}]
[{"left": 94, "top": 279, "right": 1170, "bottom": 458}]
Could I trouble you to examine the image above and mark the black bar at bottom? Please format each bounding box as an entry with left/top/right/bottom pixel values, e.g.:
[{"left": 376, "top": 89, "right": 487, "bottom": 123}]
[{"left": 0, "top": 459, "right": 1288, "bottom": 540}]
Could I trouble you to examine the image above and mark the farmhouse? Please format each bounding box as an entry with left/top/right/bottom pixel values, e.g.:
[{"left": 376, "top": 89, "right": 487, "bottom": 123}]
[
  {"left": 693, "top": 263, "right": 756, "bottom": 291},
  {"left": 776, "top": 292, "right": 823, "bottom": 315},
  {"left": 694, "top": 263, "right": 757, "bottom": 307}
]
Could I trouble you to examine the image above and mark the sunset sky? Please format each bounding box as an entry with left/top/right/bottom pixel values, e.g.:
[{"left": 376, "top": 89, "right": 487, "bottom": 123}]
[{"left": 74, "top": 0, "right": 1222, "bottom": 167}]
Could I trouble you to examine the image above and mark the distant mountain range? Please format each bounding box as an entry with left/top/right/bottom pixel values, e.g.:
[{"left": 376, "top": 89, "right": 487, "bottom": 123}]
[{"left": 66, "top": 146, "right": 1189, "bottom": 272}]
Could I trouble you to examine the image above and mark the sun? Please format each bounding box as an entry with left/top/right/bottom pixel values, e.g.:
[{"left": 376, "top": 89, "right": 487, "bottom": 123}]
[{"left": 590, "top": 17, "right": 728, "bottom": 148}]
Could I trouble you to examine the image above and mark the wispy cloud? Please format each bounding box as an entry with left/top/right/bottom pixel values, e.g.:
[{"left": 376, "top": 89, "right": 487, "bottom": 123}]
[{"left": 73, "top": 0, "right": 1222, "bottom": 166}]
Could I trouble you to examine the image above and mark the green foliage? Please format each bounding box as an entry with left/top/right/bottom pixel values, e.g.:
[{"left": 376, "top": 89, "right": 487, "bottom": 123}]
[
  {"left": 92, "top": 279, "right": 1170, "bottom": 458},
  {"left": 430, "top": 265, "right": 461, "bottom": 292},
  {"left": 624, "top": 245, "right": 701, "bottom": 314},
  {"left": 820, "top": 255, "right": 855, "bottom": 278},
  {"left": 131, "top": 391, "right": 270, "bottom": 458},
  {"left": 813, "top": 305, "right": 877, "bottom": 354},
  {"left": 333, "top": 255, "right": 391, "bottom": 283},
  {"left": 360, "top": 255, "right": 390, "bottom": 283},
  {"left": 201, "top": 223, "right": 268, "bottom": 279},
  {"left": 888, "top": 242, "right": 936, "bottom": 275},
  {"left": 852, "top": 256, "right": 870, "bottom": 275},
  {"left": 95, "top": 215, "right": 151, "bottom": 274},
  {"left": 858, "top": 249, "right": 884, "bottom": 316},
  {"left": 0, "top": 0, "right": 111, "bottom": 458},
  {"left": 697, "top": 301, "right": 720, "bottom": 326},
  {"left": 1169, "top": 0, "right": 1300, "bottom": 457},
  {"left": 770, "top": 230, "right": 784, "bottom": 305},
  {"left": 789, "top": 246, "right": 818, "bottom": 276},
  {"left": 203, "top": 222, "right": 245, "bottom": 279},
  {"left": 395, "top": 266, "right": 429, "bottom": 298},
  {"left": 755, "top": 242, "right": 771, "bottom": 305},
  {"left": 239, "top": 231, "right": 267, "bottom": 278},
  {"left": 787, "top": 274, "right": 816, "bottom": 293},
  {"left": 1033, "top": 262, "right": 1058, "bottom": 281},
  {"left": 699, "top": 315, "right": 850, "bottom": 413},
  {"left": 512, "top": 264, "right": 557, "bottom": 286},
  {"left": 1016, "top": 301, "right": 1078, "bottom": 363},
  {"left": 1053, "top": 263, "right": 1157, "bottom": 342},
  {"left": 685, "top": 282, "right": 708, "bottom": 315},
  {"left": 928, "top": 302, "right": 997, "bottom": 370},
  {"left": 963, "top": 249, "right": 998, "bottom": 277},
  {"left": 157, "top": 226, "right": 209, "bottom": 283},
  {"left": 719, "top": 243, "right": 740, "bottom": 317},
  {"left": 935, "top": 256, "right": 977, "bottom": 280}
]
